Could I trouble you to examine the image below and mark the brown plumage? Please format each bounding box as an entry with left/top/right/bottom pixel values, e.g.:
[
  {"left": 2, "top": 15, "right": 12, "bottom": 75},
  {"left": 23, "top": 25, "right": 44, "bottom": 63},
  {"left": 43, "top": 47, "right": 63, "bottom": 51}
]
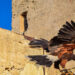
[{"left": 24, "top": 20, "right": 75, "bottom": 71}]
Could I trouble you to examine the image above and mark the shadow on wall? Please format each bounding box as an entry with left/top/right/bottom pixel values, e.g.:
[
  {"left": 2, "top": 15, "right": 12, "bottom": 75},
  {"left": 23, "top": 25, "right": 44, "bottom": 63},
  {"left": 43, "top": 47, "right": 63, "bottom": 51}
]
[{"left": 21, "top": 11, "right": 28, "bottom": 32}]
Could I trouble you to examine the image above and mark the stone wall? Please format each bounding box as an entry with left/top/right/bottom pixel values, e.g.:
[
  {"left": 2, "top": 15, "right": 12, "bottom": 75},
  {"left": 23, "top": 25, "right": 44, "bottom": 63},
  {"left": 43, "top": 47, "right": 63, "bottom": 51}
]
[
  {"left": 0, "top": 28, "right": 75, "bottom": 75},
  {"left": 12, "top": 0, "right": 75, "bottom": 40},
  {"left": 0, "top": 28, "right": 43, "bottom": 75}
]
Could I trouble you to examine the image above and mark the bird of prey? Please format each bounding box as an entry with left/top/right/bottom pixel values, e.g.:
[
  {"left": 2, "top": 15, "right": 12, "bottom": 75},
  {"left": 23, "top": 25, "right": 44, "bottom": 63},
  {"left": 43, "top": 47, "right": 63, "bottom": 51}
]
[{"left": 24, "top": 20, "right": 75, "bottom": 74}]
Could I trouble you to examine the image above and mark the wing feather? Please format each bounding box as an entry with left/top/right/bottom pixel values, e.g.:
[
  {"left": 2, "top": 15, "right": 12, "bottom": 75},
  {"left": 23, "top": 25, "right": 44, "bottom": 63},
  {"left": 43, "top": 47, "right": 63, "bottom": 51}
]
[{"left": 49, "top": 20, "right": 75, "bottom": 46}]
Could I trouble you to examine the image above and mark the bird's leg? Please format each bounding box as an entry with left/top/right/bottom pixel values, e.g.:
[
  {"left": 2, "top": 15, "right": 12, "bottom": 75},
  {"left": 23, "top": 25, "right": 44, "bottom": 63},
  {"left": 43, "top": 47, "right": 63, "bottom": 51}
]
[
  {"left": 59, "top": 59, "right": 73, "bottom": 75},
  {"left": 60, "top": 54, "right": 75, "bottom": 75},
  {"left": 60, "top": 59, "right": 67, "bottom": 68}
]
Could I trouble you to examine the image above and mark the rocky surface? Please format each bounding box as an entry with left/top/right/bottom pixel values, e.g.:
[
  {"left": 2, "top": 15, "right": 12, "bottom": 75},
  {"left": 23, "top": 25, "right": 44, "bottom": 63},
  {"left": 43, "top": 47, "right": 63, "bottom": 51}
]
[
  {"left": 0, "top": 28, "right": 43, "bottom": 75},
  {"left": 0, "top": 28, "right": 75, "bottom": 75}
]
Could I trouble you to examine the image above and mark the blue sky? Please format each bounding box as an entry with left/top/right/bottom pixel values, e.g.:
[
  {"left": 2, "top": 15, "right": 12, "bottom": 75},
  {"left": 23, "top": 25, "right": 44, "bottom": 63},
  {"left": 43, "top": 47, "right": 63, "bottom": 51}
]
[{"left": 0, "top": 0, "right": 12, "bottom": 30}]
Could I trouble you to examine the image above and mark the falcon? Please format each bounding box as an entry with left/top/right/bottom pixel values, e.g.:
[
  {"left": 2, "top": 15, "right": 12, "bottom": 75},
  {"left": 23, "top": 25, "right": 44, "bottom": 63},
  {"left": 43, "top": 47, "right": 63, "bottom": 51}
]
[{"left": 24, "top": 20, "right": 75, "bottom": 74}]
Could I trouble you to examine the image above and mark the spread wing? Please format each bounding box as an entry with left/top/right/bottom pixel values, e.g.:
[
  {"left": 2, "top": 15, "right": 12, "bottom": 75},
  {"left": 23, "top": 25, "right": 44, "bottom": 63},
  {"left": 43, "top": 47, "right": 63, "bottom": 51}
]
[
  {"left": 49, "top": 20, "right": 75, "bottom": 46},
  {"left": 28, "top": 20, "right": 75, "bottom": 52},
  {"left": 26, "top": 55, "right": 59, "bottom": 67}
]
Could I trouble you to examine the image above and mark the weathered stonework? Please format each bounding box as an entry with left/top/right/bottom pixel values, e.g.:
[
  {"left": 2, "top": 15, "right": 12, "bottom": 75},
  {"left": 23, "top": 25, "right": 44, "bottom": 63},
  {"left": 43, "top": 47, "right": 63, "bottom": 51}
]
[
  {"left": 12, "top": 0, "right": 75, "bottom": 40},
  {"left": 0, "top": 28, "right": 75, "bottom": 75}
]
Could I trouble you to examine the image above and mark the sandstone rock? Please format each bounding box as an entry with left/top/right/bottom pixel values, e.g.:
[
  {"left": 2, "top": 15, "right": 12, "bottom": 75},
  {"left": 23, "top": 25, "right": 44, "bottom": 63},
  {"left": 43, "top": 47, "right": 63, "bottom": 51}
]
[
  {"left": 0, "top": 28, "right": 75, "bottom": 75},
  {"left": 0, "top": 28, "right": 43, "bottom": 75}
]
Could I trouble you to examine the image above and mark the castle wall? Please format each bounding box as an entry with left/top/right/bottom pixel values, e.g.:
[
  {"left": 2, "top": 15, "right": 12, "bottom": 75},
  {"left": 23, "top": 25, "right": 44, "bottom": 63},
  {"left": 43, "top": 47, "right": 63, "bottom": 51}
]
[{"left": 12, "top": 0, "right": 75, "bottom": 40}]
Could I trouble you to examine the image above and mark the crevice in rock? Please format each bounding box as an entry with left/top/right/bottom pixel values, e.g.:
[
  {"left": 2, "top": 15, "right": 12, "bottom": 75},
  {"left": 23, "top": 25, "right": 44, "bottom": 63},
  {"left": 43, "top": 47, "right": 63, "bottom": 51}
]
[
  {"left": 4, "top": 66, "right": 24, "bottom": 72},
  {"left": 21, "top": 11, "right": 28, "bottom": 32}
]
